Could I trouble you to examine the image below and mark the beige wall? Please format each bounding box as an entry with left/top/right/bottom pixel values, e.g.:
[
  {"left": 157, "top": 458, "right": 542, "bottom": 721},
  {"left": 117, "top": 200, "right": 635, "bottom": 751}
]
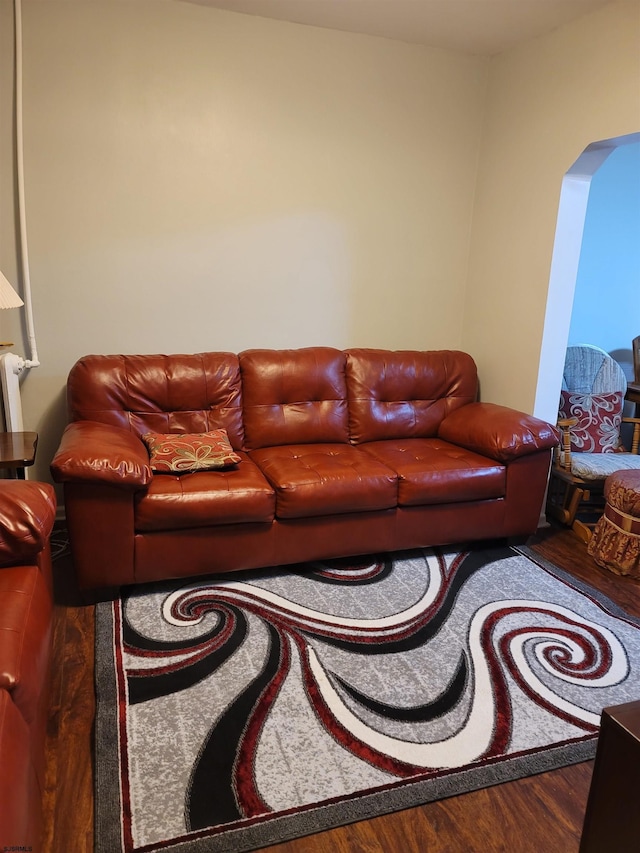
[
  {"left": 462, "top": 0, "right": 640, "bottom": 415},
  {"left": 0, "top": 0, "right": 487, "bottom": 485},
  {"left": 1, "top": 0, "right": 639, "bottom": 491}
]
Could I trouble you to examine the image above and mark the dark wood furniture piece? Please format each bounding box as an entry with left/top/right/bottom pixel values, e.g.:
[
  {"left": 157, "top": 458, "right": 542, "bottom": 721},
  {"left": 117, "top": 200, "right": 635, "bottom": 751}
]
[
  {"left": 580, "top": 699, "right": 640, "bottom": 852},
  {"left": 627, "top": 383, "right": 640, "bottom": 419},
  {"left": 0, "top": 431, "right": 38, "bottom": 478},
  {"left": 626, "top": 335, "right": 640, "bottom": 419}
]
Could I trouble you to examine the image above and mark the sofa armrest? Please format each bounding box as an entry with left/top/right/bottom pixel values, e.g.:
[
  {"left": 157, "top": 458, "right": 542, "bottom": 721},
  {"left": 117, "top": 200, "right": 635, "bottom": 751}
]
[
  {"left": 438, "top": 402, "right": 560, "bottom": 464},
  {"left": 0, "top": 481, "right": 56, "bottom": 567},
  {"left": 50, "top": 421, "right": 152, "bottom": 490}
]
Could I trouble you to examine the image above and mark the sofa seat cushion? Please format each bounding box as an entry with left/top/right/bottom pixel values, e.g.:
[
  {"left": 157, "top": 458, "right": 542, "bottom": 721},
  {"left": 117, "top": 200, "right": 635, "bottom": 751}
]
[
  {"left": 0, "top": 565, "right": 52, "bottom": 728},
  {"left": 361, "top": 438, "right": 506, "bottom": 506},
  {"left": 249, "top": 444, "right": 398, "bottom": 519},
  {"left": 135, "top": 452, "right": 275, "bottom": 532}
]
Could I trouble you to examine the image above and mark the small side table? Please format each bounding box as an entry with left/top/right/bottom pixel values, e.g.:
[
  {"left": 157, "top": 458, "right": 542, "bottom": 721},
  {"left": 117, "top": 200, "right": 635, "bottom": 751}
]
[
  {"left": 0, "top": 431, "right": 38, "bottom": 478},
  {"left": 580, "top": 700, "right": 640, "bottom": 852}
]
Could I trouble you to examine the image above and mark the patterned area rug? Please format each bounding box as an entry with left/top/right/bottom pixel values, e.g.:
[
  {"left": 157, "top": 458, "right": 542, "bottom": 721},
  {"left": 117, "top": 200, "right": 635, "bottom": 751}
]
[{"left": 94, "top": 544, "right": 640, "bottom": 853}]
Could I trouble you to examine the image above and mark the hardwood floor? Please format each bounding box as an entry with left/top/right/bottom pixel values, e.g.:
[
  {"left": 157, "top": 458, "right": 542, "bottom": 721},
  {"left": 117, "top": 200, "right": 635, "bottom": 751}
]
[{"left": 41, "top": 526, "right": 640, "bottom": 853}]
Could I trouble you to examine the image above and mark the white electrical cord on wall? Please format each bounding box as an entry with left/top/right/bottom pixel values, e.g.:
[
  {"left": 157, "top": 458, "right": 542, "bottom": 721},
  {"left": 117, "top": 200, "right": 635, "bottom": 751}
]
[
  {"left": 14, "top": 0, "right": 39, "bottom": 370},
  {"left": 0, "top": 0, "right": 40, "bottom": 435}
]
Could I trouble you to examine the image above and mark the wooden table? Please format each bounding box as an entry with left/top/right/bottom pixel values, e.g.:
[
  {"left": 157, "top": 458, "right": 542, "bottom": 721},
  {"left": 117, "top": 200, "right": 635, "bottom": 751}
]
[
  {"left": 0, "top": 431, "right": 38, "bottom": 478},
  {"left": 580, "top": 699, "right": 640, "bottom": 852}
]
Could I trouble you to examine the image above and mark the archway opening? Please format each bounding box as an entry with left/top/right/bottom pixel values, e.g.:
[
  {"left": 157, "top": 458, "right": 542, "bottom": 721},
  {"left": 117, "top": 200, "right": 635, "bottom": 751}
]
[{"left": 534, "top": 131, "right": 640, "bottom": 424}]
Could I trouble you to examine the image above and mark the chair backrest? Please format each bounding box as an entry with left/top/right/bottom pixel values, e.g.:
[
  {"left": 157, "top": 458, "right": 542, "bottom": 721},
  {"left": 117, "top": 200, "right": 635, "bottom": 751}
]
[
  {"left": 559, "top": 344, "right": 629, "bottom": 455},
  {"left": 562, "top": 344, "right": 627, "bottom": 395},
  {"left": 633, "top": 335, "right": 640, "bottom": 384}
]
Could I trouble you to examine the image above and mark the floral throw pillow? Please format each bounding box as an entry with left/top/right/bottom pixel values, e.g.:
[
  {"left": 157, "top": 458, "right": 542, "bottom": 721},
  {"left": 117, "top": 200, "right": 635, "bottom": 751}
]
[
  {"left": 141, "top": 429, "right": 241, "bottom": 474},
  {"left": 558, "top": 390, "right": 624, "bottom": 453}
]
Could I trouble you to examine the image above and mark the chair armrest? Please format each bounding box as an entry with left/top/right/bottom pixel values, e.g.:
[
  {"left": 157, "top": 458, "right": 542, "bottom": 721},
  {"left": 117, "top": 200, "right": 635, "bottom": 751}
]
[
  {"left": 0, "top": 481, "right": 56, "bottom": 567},
  {"left": 50, "top": 421, "right": 152, "bottom": 489},
  {"left": 438, "top": 402, "right": 560, "bottom": 463},
  {"left": 554, "top": 416, "right": 579, "bottom": 471}
]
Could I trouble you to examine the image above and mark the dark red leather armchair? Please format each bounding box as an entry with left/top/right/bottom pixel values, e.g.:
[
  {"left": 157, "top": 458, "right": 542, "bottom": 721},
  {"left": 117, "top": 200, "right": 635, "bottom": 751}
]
[{"left": 0, "top": 480, "right": 56, "bottom": 853}]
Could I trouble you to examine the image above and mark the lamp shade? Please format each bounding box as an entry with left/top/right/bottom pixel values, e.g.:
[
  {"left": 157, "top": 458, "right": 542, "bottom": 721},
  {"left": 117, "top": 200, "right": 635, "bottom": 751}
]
[{"left": 0, "top": 270, "right": 24, "bottom": 309}]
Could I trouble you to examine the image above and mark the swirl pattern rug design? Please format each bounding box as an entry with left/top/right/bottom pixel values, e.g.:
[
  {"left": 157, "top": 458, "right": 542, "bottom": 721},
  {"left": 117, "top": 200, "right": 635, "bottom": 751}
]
[{"left": 94, "top": 545, "right": 640, "bottom": 852}]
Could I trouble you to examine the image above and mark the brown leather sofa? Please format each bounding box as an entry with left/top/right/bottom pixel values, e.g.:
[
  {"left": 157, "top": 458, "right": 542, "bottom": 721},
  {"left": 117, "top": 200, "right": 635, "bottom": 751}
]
[
  {"left": 0, "top": 480, "right": 56, "bottom": 853},
  {"left": 51, "top": 347, "right": 559, "bottom": 590}
]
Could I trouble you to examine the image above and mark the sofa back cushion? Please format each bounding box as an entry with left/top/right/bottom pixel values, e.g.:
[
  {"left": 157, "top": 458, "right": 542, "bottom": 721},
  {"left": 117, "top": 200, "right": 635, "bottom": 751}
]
[
  {"left": 67, "top": 353, "right": 245, "bottom": 448},
  {"left": 240, "top": 348, "right": 349, "bottom": 450},
  {"left": 346, "top": 349, "right": 478, "bottom": 443}
]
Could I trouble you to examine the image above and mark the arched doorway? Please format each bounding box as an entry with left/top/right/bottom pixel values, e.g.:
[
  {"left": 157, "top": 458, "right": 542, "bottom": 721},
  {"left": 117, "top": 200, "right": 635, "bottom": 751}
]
[{"left": 534, "top": 131, "right": 640, "bottom": 424}]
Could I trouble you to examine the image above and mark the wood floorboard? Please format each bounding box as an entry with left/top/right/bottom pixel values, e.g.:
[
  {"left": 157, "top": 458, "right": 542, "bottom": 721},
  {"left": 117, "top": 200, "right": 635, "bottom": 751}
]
[{"left": 41, "top": 525, "right": 640, "bottom": 853}]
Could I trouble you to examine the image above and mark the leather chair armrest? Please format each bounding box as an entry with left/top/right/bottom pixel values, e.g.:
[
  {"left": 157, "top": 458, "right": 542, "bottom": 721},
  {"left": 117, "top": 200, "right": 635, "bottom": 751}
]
[
  {"left": 50, "top": 421, "right": 152, "bottom": 489},
  {"left": 0, "top": 481, "right": 56, "bottom": 567},
  {"left": 0, "top": 688, "right": 41, "bottom": 850},
  {"left": 438, "top": 402, "right": 561, "bottom": 464}
]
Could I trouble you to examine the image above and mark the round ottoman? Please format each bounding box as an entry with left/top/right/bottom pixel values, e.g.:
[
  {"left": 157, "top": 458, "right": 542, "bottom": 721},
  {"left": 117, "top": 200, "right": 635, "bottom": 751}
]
[{"left": 588, "top": 470, "right": 640, "bottom": 578}]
